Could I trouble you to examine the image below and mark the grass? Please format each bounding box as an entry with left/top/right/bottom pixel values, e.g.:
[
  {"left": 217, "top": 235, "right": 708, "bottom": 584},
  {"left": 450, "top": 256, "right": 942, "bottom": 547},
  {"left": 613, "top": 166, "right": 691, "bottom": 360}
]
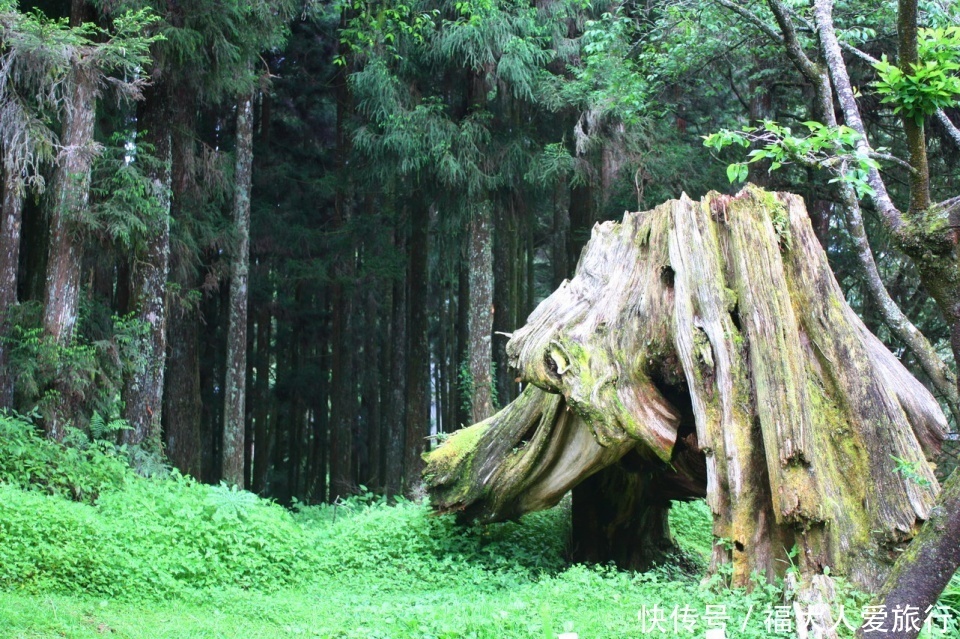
[{"left": 0, "top": 412, "right": 956, "bottom": 638}]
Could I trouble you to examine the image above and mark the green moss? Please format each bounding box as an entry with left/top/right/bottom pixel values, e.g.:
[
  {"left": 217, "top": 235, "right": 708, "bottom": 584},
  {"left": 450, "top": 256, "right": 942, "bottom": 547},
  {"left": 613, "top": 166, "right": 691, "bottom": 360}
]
[
  {"left": 754, "top": 188, "right": 792, "bottom": 251},
  {"left": 425, "top": 422, "right": 488, "bottom": 478}
]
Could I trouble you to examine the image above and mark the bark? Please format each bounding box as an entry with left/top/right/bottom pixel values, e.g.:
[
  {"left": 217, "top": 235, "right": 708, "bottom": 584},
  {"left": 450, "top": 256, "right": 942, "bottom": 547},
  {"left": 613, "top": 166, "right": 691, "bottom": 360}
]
[
  {"left": 200, "top": 285, "right": 228, "bottom": 482},
  {"left": 385, "top": 226, "right": 407, "bottom": 499},
  {"left": 329, "top": 279, "right": 355, "bottom": 500},
  {"left": 251, "top": 304, "right": 272, "bottom": 494},
  {"left": 467, "top": 202, "right": 494, "bottom": 423},
  {"left": 42, "top": 67, "right": 97, "bottom": 439},
  {"left": 0, "top": 163, "right": 23, "bottom": 407},
  {"left": 122, "top": 83, "right": 171, "bottom": 450},
  {"left": 567, "top": 182, "right": 593, "bottom": 274},
  {"left": 308, "top": 312, "right": 330, "bottom": 503},
  {"left": 494, "top": 194, "right": 519, "bottom": 407},
  {"left": 552, "top": 179, "right": 569, "bottom": 288},
  {"left": 363, "top": 286, "right": 383, "bottom": 491},
  {"left": 936, "top": 109, "right": 960, "bottom": 148},
  {"left": 43, "top": 69, "right": 95, "bottom": 347},
  {"left": 162, "top": 90, "right": 201, "bottom": 478},
  {"left": 163, "top": 300, "right": 202, "bottom": 477},
  {"left": 222, "top": 91, "right": 255, "bottom": 487},
  {"left": 455, "top": 236, "right": 471, "bottom": 428},
  {"left": 403, "top": 200, "right": 430, "bottom": 496},
  {"left": 896, "top": 0, "right": 930, "bottom": 212},
  {"left": 425, "top": 187, "right": 946, "bottom": 593}
]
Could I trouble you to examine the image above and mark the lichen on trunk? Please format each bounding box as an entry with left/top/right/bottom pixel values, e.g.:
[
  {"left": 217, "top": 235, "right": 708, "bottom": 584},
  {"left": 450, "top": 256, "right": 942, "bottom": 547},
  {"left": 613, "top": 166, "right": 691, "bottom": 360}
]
[{"left": 424, "top": 186, "right": 946, "bottom": 593}]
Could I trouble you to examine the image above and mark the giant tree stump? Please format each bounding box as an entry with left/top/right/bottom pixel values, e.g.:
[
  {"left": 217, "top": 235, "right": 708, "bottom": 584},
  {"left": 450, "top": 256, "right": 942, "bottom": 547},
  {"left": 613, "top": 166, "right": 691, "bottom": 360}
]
[{"left": 424, "top": 187, "right": 947, "bottom": 592}]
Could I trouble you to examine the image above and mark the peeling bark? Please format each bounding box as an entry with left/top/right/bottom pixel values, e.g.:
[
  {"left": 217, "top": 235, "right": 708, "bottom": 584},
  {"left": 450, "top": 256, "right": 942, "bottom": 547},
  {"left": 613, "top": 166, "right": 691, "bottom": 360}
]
[{"left": 425, "top": 187, "right": 946, "bottom": 592}]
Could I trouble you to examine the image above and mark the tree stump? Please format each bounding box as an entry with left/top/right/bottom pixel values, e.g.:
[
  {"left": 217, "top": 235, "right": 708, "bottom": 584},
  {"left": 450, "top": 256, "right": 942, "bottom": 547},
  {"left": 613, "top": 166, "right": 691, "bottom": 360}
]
[{"left": 424, "top": 186, "right": 947, "bottom": 592}]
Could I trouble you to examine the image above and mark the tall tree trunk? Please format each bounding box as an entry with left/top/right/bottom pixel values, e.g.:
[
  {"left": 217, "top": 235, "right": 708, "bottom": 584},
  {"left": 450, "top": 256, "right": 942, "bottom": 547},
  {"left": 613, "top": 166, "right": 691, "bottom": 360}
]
[
  {"left": 403, "top": 199, "right": 430, "bottom": 495},
  {"left": 385, "top": 221, "right": 407, "bottom": 499},
  {"left": 552, "top": 179, "right": 569, "bottom": 288},
  {"left": 201, "top": 283, "right": 229, "bottom": 482},
  {"left": 493, "top": 194, "right": 515, "bottom": 409},
  {"left": 567, "top": 182, "right": 593, "bottom": 274},
  {"left": 455, "top": 236, "right": 471, "bottom": 428},
  {"left": 362, "top": 286, "right": 384, "bottom": 491},
  {"left": 42, "top": 68, "right": 97, "bottom": 439},
  {"left": 222, "top": 90, "right": 255, "bottom": 486},
  {"left": 467, "top": 202, "right": 494, "bottom": 423},
  {"left": 122, "top": 83, "right": 171, "bottom": 450},
  {"left": 162, "top": 90, "right": 202, "bottom": 478},
  {"left": 329, "top": 279, "right": 356, "bottom": 499},
  {"left": 163, "top": 301, "right": 202, "bottom": 477},
  {"left": 307, "top": 308, "right": 330, "bottom": 503},
  {"left": 897, "top": 0, "right": 930, "bottom": 213},
  {"left": 43, "top": 76, "right": 95, "bottom": 346},
  {"left": 0, "top": 162, "right": 24, "bottom": 408},
  {"left": 252, "top": 303, "right": 272, "bottom": 494}
]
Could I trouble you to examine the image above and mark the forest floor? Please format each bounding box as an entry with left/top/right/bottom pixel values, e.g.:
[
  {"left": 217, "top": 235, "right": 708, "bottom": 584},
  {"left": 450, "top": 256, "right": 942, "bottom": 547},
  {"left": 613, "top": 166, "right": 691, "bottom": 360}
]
[{"left": 0, "top": 414, "right": 956, "bottom": 639}]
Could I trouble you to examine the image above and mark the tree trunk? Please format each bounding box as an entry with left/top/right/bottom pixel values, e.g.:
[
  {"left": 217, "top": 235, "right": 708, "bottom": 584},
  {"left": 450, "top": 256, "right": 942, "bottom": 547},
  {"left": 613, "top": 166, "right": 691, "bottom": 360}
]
[
  {"left": 425, "top": 187, "right": 946, "bottom": 595},
  {"left": 0, "top": 163, "right": 24, "bottom": 408},
  {"left": 222, "top": 90, "right": 255, "bottom": 486},
  {"left": 251, "top": 303, "right": 272, "bottom": 494},
  {"left": 42, "top": 68, "right": 97, "bottom": 439},
  {"left": 43, "top": 70, "right": 95, "bottom": 347},
  {"left": 455, "top": 234, "right": 471, "bottom": 428},
  {"left": 385, "top": 224, "right": 407, "bottom": 499},
  {"left": 467, "top": 202, "right": 494, "bottom": 423},
  {"left": 571, "top": 458, "right": 684, "bottom": 571},
  {"left": 329, "top": 278, "right": 356, "bottom": 499},
  {"left": 122, "top": 83, "right": 171, "bottom": 450},
  {"left": 363, "top": 286, "right": 383, "bottom": 492},
  {"left": 493, "top": 194, "right": 515, "bottom": 408},
  {"left": 163, "top": 300, "right": 202, "bottom": 477},
  {"left": 403, "top": 200, "right": 430, "bottom": 496},
  {"left": 552, "top": 179, "right": 569, "bottom": 288},
  {"left": 162, "top": 90, "right": 201, "bottom": 478}
]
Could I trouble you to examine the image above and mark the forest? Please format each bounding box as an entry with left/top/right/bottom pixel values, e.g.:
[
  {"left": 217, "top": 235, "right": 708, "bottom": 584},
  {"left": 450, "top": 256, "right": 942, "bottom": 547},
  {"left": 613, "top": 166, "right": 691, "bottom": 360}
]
[{"left": 0, "top": 0, "right": 959, "bottom": 636}]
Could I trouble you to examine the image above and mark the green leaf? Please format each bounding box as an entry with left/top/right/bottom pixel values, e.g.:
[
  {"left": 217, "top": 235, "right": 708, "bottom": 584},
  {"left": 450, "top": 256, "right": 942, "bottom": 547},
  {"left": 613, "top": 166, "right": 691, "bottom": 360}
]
[{"left": 726, "top": 163, "right": 740, "bottom": 183}]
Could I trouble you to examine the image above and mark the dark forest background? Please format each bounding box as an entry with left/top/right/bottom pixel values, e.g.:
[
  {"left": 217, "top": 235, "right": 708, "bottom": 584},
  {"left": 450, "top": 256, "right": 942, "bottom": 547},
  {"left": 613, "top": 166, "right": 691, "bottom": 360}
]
[{"left": 0, "top": 0, "right": 957, "bottom": 505}]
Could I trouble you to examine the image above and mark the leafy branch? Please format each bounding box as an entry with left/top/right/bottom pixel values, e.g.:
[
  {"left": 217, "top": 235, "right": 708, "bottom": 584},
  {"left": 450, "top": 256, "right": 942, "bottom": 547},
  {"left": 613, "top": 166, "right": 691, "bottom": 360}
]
[{"left": 703, "top": 120, "right": 884, "bottom": 198}]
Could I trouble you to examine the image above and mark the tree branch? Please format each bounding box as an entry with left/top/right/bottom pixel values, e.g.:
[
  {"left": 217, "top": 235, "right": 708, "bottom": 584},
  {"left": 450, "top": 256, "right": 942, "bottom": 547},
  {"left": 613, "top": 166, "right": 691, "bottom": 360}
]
[
  {"left": 712, "top": 0, "right": 784, "bottom": 44},
  {"left": 839, "top": 185, "right": 960, "bottom": 424},
  {"left": 868, "top": 151, "right": 919, "bottom": 175},
  {"left": 811, "top": 0, "right": 905, "bottom": 233},
  {"left": 936, "top": 109, "right": 960, "bottom": 148}
]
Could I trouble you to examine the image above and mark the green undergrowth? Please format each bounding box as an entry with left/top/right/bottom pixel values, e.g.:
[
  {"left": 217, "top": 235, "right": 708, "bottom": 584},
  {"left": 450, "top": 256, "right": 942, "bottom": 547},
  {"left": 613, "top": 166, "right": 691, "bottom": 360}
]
[{"left": 0, "top": 411, "right": 956, "bottom": 638}]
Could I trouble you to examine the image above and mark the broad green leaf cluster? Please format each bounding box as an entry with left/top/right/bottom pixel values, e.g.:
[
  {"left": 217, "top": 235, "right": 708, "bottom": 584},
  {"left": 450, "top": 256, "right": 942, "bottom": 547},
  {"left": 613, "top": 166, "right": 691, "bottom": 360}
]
[{"left": 874, "top": 27, "right": 960, "bottom": 125}]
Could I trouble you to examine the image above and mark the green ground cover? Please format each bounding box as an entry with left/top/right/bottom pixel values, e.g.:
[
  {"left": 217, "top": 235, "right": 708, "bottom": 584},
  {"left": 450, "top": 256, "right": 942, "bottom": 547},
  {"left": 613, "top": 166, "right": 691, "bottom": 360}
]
[{"left": 0, "top": 413, "right": 956, "bottom": 638}]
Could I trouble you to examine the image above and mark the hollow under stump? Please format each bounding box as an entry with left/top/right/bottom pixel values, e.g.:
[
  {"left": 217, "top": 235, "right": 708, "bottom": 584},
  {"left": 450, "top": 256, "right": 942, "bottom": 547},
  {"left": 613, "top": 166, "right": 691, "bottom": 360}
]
[{"left": 423, "top": 186, "right": 947, "bottom": 599}]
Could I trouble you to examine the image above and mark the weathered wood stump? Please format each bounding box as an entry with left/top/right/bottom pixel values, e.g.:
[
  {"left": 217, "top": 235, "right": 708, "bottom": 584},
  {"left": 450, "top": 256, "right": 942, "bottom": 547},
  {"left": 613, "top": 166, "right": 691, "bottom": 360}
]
[{"left": 424, "top": 186, "right": 947, "bottom": 593}]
